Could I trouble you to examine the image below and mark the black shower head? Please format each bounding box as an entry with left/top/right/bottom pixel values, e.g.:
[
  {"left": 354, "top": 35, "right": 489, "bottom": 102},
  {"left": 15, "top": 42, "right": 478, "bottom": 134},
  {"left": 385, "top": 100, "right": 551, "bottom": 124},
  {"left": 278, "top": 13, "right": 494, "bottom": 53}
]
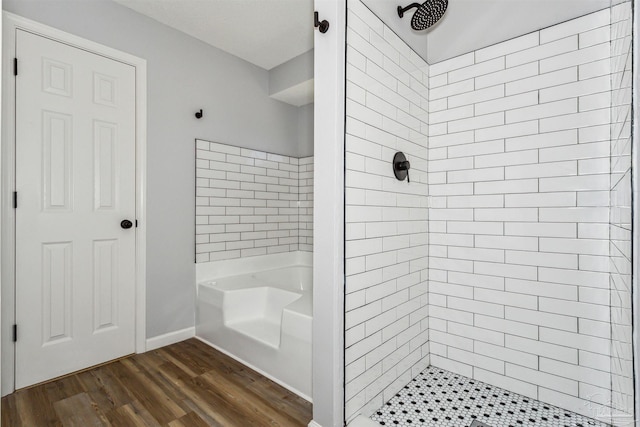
[{"left": 397, "top": 0, "right": 448, "bottom": 31}]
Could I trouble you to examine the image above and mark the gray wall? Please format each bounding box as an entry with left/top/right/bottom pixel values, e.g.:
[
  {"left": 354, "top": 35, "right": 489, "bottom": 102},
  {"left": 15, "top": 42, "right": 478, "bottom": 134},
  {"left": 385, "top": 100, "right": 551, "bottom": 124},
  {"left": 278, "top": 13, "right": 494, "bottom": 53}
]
[
  {"left": 3, "top": 0, "right": 307, "bottom": 338},
  {"left": 298, "top": 103, "right": 314, "bottom": 157},
  {"left": 269, "top": 49, "right": 314, "bottom": 95}
]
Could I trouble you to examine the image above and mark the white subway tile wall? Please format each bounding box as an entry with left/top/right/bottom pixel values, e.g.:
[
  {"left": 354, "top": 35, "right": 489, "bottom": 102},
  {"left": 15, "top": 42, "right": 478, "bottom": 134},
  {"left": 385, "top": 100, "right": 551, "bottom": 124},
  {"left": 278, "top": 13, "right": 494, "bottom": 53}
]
[
  {"left": 195, "top": 139, "right": 313, "bottom": 262},
  {"left": 346, "top": 3, "right": 637, "bottom": 423},
  {"left": 298, "top": 157, "right": 314, "bottom": 251},
  {"left": 427, "top": 7, "right": 619, "bottom": 422},
  {"left": 344, "top": 0, "right": 430, "bottom": 421},
  {"left": 609, "top": 1, "right": 634, "bottom": 424}
]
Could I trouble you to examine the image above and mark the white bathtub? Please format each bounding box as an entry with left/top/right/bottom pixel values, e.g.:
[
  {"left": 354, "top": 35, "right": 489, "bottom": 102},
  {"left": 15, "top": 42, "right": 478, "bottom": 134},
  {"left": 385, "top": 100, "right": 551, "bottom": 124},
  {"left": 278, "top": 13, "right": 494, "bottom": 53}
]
[{"left": 195, "top": 253, "right": 312, "bottom": 401}]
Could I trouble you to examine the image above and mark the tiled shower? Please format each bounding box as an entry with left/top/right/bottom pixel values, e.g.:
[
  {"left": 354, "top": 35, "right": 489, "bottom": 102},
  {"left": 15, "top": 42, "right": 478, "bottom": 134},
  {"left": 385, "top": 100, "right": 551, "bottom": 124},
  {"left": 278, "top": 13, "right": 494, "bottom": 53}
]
[{"left": 344, "top": 0, "right": 635, "bottom": 425}]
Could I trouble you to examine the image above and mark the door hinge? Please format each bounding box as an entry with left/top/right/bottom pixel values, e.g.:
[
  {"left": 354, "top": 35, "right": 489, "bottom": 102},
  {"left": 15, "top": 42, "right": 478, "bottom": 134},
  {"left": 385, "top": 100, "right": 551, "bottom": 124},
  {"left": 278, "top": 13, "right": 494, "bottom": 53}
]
[
  {"left": 13, "top": 191, "right": 17, "bottom": 209},
  {"left": 13, "top": 58, "right": 18, "bottom": 76},
  {"left": 135, "top": 219, "right": 138, "bottom": 228},
  {"left": 12, "top": 324, "right": 17, "bottom": 342}
]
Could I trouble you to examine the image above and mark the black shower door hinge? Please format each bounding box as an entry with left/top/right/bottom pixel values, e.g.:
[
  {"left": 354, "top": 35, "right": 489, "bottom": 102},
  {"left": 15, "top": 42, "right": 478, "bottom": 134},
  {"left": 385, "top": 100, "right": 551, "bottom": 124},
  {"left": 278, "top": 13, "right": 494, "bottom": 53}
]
[
  {"left": 13, "top": 58, "right": 18, "bottom": 76},
  {"left": 12, "top": 324, "right": 17, "bottom": 342},
  {"left": 13, "top": 191, "right": 17, "bottom": 209}
]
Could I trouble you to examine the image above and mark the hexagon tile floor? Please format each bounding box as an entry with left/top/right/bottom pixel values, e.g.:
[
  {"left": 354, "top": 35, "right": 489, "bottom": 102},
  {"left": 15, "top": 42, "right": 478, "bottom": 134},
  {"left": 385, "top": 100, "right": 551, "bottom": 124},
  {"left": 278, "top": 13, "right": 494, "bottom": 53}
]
[{"left": 370, "top": 366, "right": 611, "bottom": 427}]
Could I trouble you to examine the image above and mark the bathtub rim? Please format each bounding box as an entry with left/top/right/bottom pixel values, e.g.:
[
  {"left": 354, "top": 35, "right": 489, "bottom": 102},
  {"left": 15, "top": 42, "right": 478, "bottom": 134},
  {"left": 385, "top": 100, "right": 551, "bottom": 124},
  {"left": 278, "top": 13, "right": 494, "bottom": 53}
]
[{"left": 196, "top": 251, "right": 312, "bottom": 282}]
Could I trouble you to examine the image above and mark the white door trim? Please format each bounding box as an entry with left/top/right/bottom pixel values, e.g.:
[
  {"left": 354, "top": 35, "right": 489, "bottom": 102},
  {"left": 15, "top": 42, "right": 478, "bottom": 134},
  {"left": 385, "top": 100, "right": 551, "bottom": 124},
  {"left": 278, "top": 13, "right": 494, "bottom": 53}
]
[{"left": 1, "top": 11, "right": 147, "bottom": 395}]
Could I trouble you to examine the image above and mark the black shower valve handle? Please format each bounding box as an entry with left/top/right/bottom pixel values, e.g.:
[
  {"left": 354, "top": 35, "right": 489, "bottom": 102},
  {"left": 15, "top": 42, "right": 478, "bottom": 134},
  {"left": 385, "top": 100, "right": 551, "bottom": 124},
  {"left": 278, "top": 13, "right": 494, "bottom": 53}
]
[
  {"left": 396, "top": 160, "right": 410, "bottom": 171},
  {"left": 393, "top": 152, "right": 411, "bottom": 183},
  {"left": 398, "top": 160, "right": 410, "bottom": 183}
]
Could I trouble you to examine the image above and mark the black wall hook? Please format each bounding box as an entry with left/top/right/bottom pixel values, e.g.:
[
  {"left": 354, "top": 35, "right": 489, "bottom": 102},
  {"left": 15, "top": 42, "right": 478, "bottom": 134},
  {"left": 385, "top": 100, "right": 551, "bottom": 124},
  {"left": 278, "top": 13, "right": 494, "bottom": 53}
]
[
  {"left": 393, "top": 152, "right": 411, "bottom": 183},
  {"left": 195, "top": 109, "right": 203, "bottom": 119},
  {"left": 314, "top": 12, "right": 330, "bottom": 33}
]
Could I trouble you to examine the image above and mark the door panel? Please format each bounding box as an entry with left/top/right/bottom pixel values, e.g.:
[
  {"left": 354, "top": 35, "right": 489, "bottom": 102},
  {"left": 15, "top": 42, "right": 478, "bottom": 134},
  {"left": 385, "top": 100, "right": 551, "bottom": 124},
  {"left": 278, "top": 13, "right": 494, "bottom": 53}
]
[
  {"left": 94, "top": 120, "right": 118, "bottom": 211},
  {"left": 15, "top": 30, "right": 136, "bottom": 389},
  {"left": 93, "top": 239, "right": 118, "bottom": 332},
  {"left": 42, "top": 111, "right": 73, "bottom": 211},
  {"left": 41, "top": 241, "right": 73, "bottom": 345}
]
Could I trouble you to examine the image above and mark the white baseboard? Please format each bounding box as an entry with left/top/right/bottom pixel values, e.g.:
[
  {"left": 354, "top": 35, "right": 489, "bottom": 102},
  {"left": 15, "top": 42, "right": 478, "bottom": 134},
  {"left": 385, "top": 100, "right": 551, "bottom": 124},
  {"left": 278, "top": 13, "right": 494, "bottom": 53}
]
[
  {"left": 308, "top": 421, "right": 323, "bottom": 427},
  {"left": 145, "top": 326, "right": 195, "bottom": 351}
]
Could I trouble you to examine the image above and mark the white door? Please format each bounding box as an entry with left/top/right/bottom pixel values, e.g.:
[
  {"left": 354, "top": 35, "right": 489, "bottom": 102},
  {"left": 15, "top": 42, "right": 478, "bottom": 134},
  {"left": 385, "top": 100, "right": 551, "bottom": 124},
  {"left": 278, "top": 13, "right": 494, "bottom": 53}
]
[{"left": 14, "top": 30, "right": 136, "bottom": 389}]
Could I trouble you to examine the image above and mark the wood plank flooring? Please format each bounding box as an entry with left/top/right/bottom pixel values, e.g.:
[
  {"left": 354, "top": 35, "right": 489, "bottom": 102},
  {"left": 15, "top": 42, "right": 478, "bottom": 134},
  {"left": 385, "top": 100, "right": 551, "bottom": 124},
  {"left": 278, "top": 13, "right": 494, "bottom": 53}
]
[{"left": 1, "top": 338, "right": 312, "bottom": 427}]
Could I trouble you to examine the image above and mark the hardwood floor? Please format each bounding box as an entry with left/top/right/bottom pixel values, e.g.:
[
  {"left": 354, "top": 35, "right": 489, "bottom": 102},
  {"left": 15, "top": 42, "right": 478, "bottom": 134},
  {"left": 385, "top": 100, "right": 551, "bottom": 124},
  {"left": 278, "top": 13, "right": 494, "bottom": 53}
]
[{"left": 1, "top": 338, "right": 312, "bottom": 426}]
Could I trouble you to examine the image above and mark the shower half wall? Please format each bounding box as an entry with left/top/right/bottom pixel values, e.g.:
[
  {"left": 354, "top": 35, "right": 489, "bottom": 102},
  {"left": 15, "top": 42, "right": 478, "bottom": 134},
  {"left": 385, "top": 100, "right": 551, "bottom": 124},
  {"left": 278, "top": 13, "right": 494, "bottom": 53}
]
[{"left": 344, "top": 0, "right": 635, "bottom": 424}]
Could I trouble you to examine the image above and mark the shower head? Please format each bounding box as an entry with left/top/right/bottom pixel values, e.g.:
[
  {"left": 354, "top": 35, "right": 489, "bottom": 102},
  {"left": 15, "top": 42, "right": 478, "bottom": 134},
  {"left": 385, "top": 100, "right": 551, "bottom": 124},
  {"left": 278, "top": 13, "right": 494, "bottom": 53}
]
[{"left": 397, "top": 0, "right": 448, "bottom": 31}]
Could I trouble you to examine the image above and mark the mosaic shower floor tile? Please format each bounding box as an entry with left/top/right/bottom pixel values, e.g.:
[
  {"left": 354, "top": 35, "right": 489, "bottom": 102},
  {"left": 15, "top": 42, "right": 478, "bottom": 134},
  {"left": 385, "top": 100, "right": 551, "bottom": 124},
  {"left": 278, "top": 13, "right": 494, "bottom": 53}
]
[{"left": 370, "top": 366, "right": 610, "bottom": 427}]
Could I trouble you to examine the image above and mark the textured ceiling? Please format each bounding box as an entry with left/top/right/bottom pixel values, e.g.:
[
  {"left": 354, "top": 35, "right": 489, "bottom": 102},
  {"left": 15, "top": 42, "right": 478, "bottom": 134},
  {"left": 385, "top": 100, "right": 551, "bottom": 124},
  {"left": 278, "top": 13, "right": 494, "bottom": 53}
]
[
  {"left": 361, "top": 0, "right": 613, "bottom": 64},
  {"left": 113, "top": 0, "right": 314, "bottom": 70}
]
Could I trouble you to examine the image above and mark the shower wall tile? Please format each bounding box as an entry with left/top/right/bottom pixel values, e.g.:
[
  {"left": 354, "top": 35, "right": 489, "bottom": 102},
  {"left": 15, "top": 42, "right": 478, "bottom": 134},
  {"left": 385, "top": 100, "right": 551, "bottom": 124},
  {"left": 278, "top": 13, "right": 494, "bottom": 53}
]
[
  {"left": 609, "top": 1, "right": 634, "bottom": 424},
  {"left": 298, "top": 157, "right": 314, "bottom": 251},
  {"left": 427, "top": 8, "right": 618, "bottom": 423},
  {"left": 347, "top": 2, "right": 634, "bottom": 425},
  {"left": 195, "top": 139, "right": 313, "bottom": 262},
  {"left": 345, "top": 0, "right": 430, "bottom": 421},
  {"left": 475, "top": 33, "right": 540, "bottom": 63},
  {"left": 540, "top": 9, "right": 610, "bottom": 43}
]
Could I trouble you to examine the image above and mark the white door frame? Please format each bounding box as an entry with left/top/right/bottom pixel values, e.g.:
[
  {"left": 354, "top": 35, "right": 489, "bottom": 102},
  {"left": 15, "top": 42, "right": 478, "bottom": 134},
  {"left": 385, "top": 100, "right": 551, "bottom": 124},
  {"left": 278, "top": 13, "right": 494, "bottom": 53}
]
[
  {"left": 1, "top": 12, "right": 147, "bottom": 395},
  {"left": 0, "top": 0, "right": 4, "bottom": 414}
]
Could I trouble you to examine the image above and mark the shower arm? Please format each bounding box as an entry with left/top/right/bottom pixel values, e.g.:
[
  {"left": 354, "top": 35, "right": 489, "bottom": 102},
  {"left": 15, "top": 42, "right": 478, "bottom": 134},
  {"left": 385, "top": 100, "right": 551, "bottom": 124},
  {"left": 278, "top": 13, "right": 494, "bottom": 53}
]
[{"left": 397, "top": 3, "right": 422, "bottom": 18}]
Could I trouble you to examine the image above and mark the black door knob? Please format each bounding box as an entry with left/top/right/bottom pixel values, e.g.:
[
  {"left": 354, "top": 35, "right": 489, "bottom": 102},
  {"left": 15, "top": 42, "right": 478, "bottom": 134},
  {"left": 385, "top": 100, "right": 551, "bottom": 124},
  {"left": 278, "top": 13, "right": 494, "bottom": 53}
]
[{"left": 121, "top": 220, "right": 133, "bottom": 229}]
